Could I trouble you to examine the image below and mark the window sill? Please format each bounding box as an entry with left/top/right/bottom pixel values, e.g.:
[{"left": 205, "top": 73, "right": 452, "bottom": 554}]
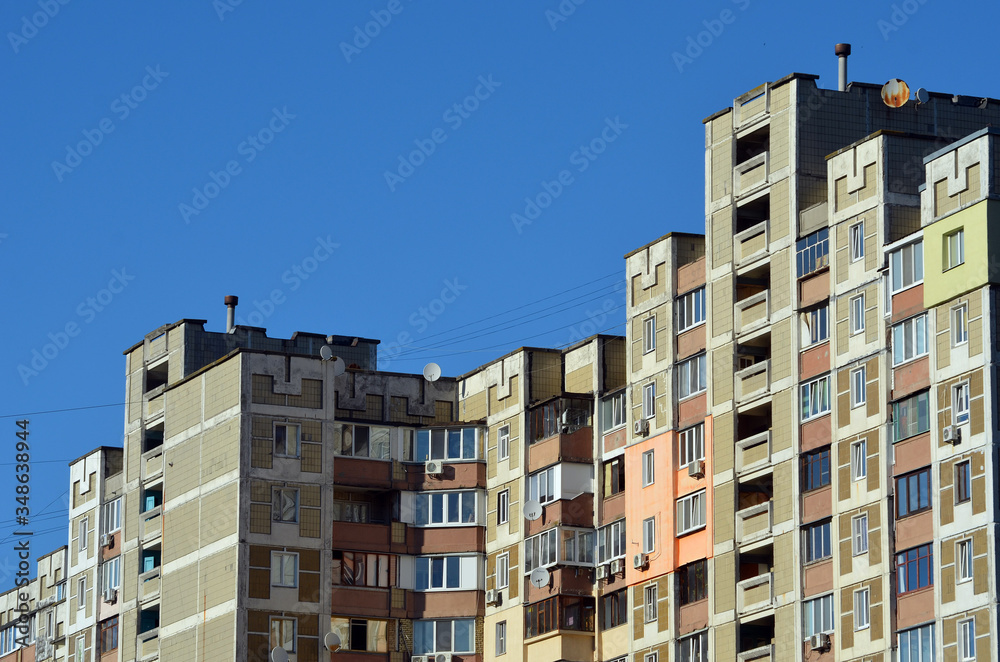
[
  {"left": 890, "top": 282, "right": 923, "bottom": 296},
  {"left": 800, "top": 340, "right": 830, "bottom": 353},
  {"left": 803, "top": 555, "right": 833, "bottom": 567},
  {"left": 676, "top": 525, "right": 706, "bottom": 538},
  {"left": 895, "top": 508, "right": 932, "bottom": 521},
  {"left": 677, "top": 390, "right": 706, "bottom": 403},
  {"left": 897, "top": 584, "right": 934, "bottom": 598},
  {"left": 801, "top": 411, "right": 831, "bottom": 424},
  {"left": 678, "top": 321, "right": 706, "bottom": 334},
  {"left": 891, "top": 353, "right": 929, "bottom": 369}
]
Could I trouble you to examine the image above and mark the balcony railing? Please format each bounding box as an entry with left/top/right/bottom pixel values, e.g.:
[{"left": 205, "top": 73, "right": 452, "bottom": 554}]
[
  {"left": 145, "top": 393, "right": 164, "bottom": 419},
  {"left": 734, "top": 220, "right": 769, "bottom": 266},
  {"left": 139, "top": 568, "right": 161, "bottom": 603},
  {"left": 734, "top": 152, "right": 769, "bottom": 198},
  {"left": 736, "top": 430, "right": 772, "bottom": 474},
  {"left": 141, "top": 447, "right": 164, "bottom": 481},
  {"left": 736, "top": 502, "right": 773, "bottom": 546},
  {"left": 735, "top": 291, "right": 770, "bottom": 336},
  {"left": 737, "top": 572, "right": 774, "bottom": 616},
  {"left": 735, "top": 361, "right": 770, "bottom": 404},
  {"left": 137, "top": 629, "right": 159, "bottom": 661},
  {"left": 738, "top": 644, "right": 775, "bottom": 661},
  {"left": 141, "top": 507, "right": 162, "bottom": 543}
]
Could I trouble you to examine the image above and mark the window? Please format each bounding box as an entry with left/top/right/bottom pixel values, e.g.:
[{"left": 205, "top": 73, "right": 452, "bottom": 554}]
[
  {"left": 896, "top": 468, "right": 931, "bottom": 518},
  {"left": 850, "top": 367, "right": 866, "bottom": 408},
  {"left": 892, "top": 391, "right": 930, "bottom": 441},
  {"left": 332, "top": 499, "right": 370, "bottom": 523},
  {"left": 603, "top": 457, "right": 625, "bottom": 496},
  {"left": 495, "top": 621, "right": 507, "bottom": 656},
  {"left": 100, "top": 616, "right": 119, "bottom": 653},
  {"left": 892, "top": 314, "right": 928, "bottom": 365},
  {"left": 959, "top": 618, "right": 975, "bottom": 661},
  {"left": 677, "top": 354, "right": 707, "bottom": 399},
  {"left": 642, "top": 383, "right": 656, "bottom": 419},
  {"left": 600, "top": 589, "right": 628, "bottom": 629},
  {"left": 957, "top": 539, "right": 973, "bottom": 583},
  {"left": 496, "top": 553, "right": 509, "bottom": 590},
  {"left": 890, "top": 240, "right": 924, "bottom": 293},
  {"left": 413, "top": 490, "right": 479, "bottom": 527},
  {"left": 332, "top": 551, "right": 391, "bottom": 587},
  {"left": 955, "top": 460, "right": 971, "bottom": 504},
  {"left": 75, "top": 636, "right": 86, "bottom": 662},
  {"left": 803, "top": 594, "right": 834, "bottom": 636},
  {"left": 679, "top": 424, "right": 705, "bottom": 467},
  {"left": 79, "top": 518, "right": 88, "bottom": 551},
  {"left": 953, "top": 382, "right": 970, "bottom": 425},
  {"left": 413, "top": 427, "right": 479, "bottom": 461},
  {"left": 416, "top": 556, "right": 474, "bottom": 591},
  {"left": 644, "top": 584, "right": 658, "bottom": 622},
  {"left": 803, "top": 520, "right": 832, "bottom": 563},
  {"left": 642, "top": 450, "right": 655, "bottom": 487},
  {"left": 854, "top": 588, "right": 870, "bottom": 630},
  {"left": 528, "top": 398, "right": 591, "bottom": 443},
  {"left": 851, "top": 440, "right": 867, "bottom": 481},
  {"left": 498, "top": 425, "right": 510, "bottom": 460},
  {"left": 678, "top": 631, "right": 708, "bottom": 662},
  {"left": 944, "top": 228, "right": 965, "bottom": 270},
  {"left": 329, "top": 617, "right": 391, "bottom": 653},
  {"left": 677, "top": 490, "right": 706, "bottom": 535},
  {"left": 77, "top": 576, "right": 86, "bottom": 610},
  {"left": 101, "top": 557, "right": 121, "bottom": 594},
  {"left": 413, "top": 619, "right": 476, "bottom": 654},
  {"left": 678, "top": 560, "right": 708, "bottom": 605},
  {"left": 334, "top": 423, "right": 391, "bottom": 459},
  {"left": 497, "top": 490, "right": 509, "bottom": 525},
  {"left": 271, "top": 551, "right": 297, "bottom": 588},
  {"left": 645, "top": 654, "right": 659, "bottom": 662},
  {"left": 601, "top": 392, "right": 626, "bottom": 432},
  {"left": 596, "top": 520, "right": 626, "bottom": 563},
  {"left": 643, "top": 316, "right": 656, "bottom": 353},
  {"left": 102, "top": 498, "right": 122, "bottom": 534},
  {"left": 560, "top": 528, "right": 594, "bottom": 565},
  {"left": 952, "top": 305, "right": 968, "bottom": 345},
  {"left": 802, "top": 305, "right": 829, "bottom": 345},
  {"left": 850, "top": 294, "right": 865, "bottom": 335},
  {"left": 796, "top": 228, "right": 830, "bottom": 277},
  {"left": 852, "top": 514, "right": 869, "bottom": 555},
  {"left": 525, "top": 596, "right": 594, "bottom": 638},
  {"left": 642, "top": 517, "right": 656, "bottom": 554},
  {"left": 527, "top": 466, "right": 557, "bottom": 505},
  {"left": 270, "top": 617, "right": 296, "bottom": 652},
  {"left": 272, "top": 488, "right": 299, "bottom": 523},
  {"left": 849, "top": 221, "right": 864, "bottom": 261},
  {"left": 898, "top": 624, "right": 934, "bottom": 662},
  {"left": 801, "top": 375, "right": 831, "bottom": 421},
  {"left": 274, "top": 423, "right": 300, "bottom": 457},
  {"left": 801, "top": 448, "right": 831, "bottom": 491},
  {"left": 896, "top": 543, "right": 934, "bottom": 594},
  {"left": 525, "top": 530, "right": 558, "bottom": 572},
  {"left": 678, "top": 287, "right": 706, "bottom": 332}
]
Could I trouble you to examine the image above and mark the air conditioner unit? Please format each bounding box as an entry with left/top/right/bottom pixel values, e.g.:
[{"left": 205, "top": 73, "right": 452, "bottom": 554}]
[
  {"left": 103, "top": 588, "right": 117, "bottom": 604},
  {"left": 100, "top": 533, "right": 112, "bottom": 547},
  {"left": 609, "top": 558, "right": 624, "bottom": 575},
  {"left": 809, "top": 632, "right": 830, "bottom": 650},
  {"left": 688, "top": 460, "right": 705, "bottom": 478},
  {"left": 633, "top": 419, "right": 649, "bottom": 436},
  {"left": 943, "top": 425, "right": 961, "bottom": 444},
  {"left": 485, "top": 589, "right": 500, "bottom": 606},
  {"left": 424, "top": 460, "right": 444, "bottom": 476},
  {"left": 633, "top": 553, "right": 648, "bottom": 569},
  {"left": 595, "top": 565, "right": 608, "bottom": 580},
  {"left": 434, "top": 654, "right": 453, "bottom": 662},
  {"left": 411, "top": 657, "right": 429, "bottom": 662}
]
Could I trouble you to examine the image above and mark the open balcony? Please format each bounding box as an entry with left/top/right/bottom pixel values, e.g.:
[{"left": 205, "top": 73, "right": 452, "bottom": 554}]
[
  {"left": 141, "top": 446, "right": 164, "bottom": 482},
  {"left": 735, "top": 220, "right": 770, "bottom": 267},
  {"left": 737, "top": 572, "right": 774, "bottom": 616},
  {"left": 137, "top": 629, "right": 159, "bottom": 661},
  {"left": 138, "top": 567, "right": 160, "bottom": 603},
  {"left": 738, "top": 645, "right": 775, "bottom": 662},
  {"left": 734, "top": 152, "right": 769, "bottom": 198},
  {"left": 140, "top": 507, "right": 162, "bottom": 544},
  {"left": 736, "top": 430, "right": 772, "bottom": 475},
  {"left": 735, "top": 361, "right": 770, "bottom": 404},
  {"left": 735, "top": 291, "right": 770, "bottom": 336},
  {"left": 736, "top": 502, "right": 773, "bottom": 547}
]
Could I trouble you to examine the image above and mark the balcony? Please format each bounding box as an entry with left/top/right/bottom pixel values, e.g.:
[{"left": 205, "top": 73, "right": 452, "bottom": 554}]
[
  {"left": 736, "top": 502, "right": 773, "bottom": 546},
  {"left": 735, "top": 361, "right": 770, "bottom": 404},
  {"left": 528, "top": 426, "right": 593, "bottom": 472},
  {"left": 145, "top": 393, "right": 164, "bottom": 420},
  {"left": 735, "top": 291, "right": 770, "bottom": 336},
  {"left": 737, "top": 572, "right": 774, "bottom": 616},
  {"left": 137, "top": 629, "right": 159, "bottom": 661},
  {"left": 736, "top": 430, "right": 771, "bottom": 475},
  {"left": 734, "top": 152, "right": 769, "bottom": 198},
  {"left": 141, "top": 507, "right": 162, "bottom": 544},
  {"left": 735, "top": 220, "right": 770, "bottom": 266},
  {"left": 738, "top": 644, "right": 775, "bottom": 661},
  {"left": 139, "top": 568, "right": 161, "bottom": 603},
  {"left": 141, "top": 447, "right": 164, "bottom": 482}
]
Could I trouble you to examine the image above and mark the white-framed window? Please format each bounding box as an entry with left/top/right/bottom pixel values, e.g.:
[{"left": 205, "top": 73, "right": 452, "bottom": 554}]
[
  {"left": 524, "top": 530, "right": 558, "bottom": 572},
  {"left": 678, "top": 631, "right": 708, "bottom": 662},
  {"left": 890, "top": 240, "right": 923, "bottom": 293},
  {"left": 854, "top": 587, "right": 870, "bottom": 630},
  {"left": 803, "top": 520, "right": 831, "bottom": 563},
  {"left": 803, "top": 594, "right": 834, "bottom": 636},
  {"left": 642, "top": 383, "right": 656, "bottom": 420},
  {"left": 415, "top": 556, "right": 477, "bottom": 590},
  {"left": 413, "top": 619, "right": 475, "bottom": 655},
  {"left": 412, "top": 427, "right": 480, "bottom": 462},
  {"left": 644, "top": 652, "right": 659, "bottom": 662},
  {"left": 596, "top": 520, "right": 627, "bottom": 563},
  {"left": 852, "top": 514, "right": 868, "bottom": 555},
  {"left": 677, "top": 490, "right": 706, "bottom": 535},
  {"left": 892, "top": 314, "right": 928, "bottom": 365},
  {"left": 957, "top": 539, "right": 973, "bottom": 583},
  {"left": 77, "top": 576, "right": 86, "bottom": 610},
  {"left": 952, "top": 304, "right": 969, "bottom": 346},
  {"left": 642, "top": 450, "right": 655, "bottom": 487},
  {"left": 101, "top": 557, "right": 121, "bottom": 594},
  {"left": 953, "top": 382, "right": 970, "bottom": 424},
  {"left": 496, "top": 552, "right": 509, "bottom": 590},
  {"left": 677, "top": 287, "right": 706, "bottom": 332},
  {"left": 679, "top": 424, "right": 705, "bottom": 467},
  {"left": 801, "top": 375, "right": 831, "bottom": 421},
  {"left": 849, "top": 221, "right": 865, "bottom": 262},
  {"left": 102, "top": 498, "right": 122, "bottom": 534},
  {"left": 497, "top": 425, "right": 510, "bottom": 460},
  {"left": 274, "top": 422, "right": 300, "bottom": 457},
  {"left": 527, "top": 466, "right": 556, "bottom": 505},
  {"left": 851, "top": 367, "right": 866, "bottom": 408},
  {"left": 272, "top": 488, "right": 299, "bottom": 523},
  {"left": 945, "top": 228, "right": 965, "bottom": 270},
  {"left": 271, "top": 551, "right": 298, "bottom": 588},
  {"left": 643, "top": 316, "right": 656, "bottom": 354},
  {"left": 898, "top": 623, "right": 934, "bottom": 662},
  {"left": 802, "top": 305, "right": 829, "bottom": 346},
  {"left": 959, "top": 618, "right": 975, "bottom": 661},
  {"left": 850, "top": 293, "right": 865, "bottom": 335},
  {"left": 677, "top": 354, "right": 707, "bottom": 399},
  {"left": 79, "top": 517, "right": 88, "bottom": 551},
  {"left": 497, "top": 490, "right": 509, "bottom": 525},
  {"left": 495, "top": 621, "right": 507, "bottom": 656},
  {"left": 642, "top": 517, "right": 656, "bottom": 554},
  {"left": 415, "top": 491, "right": 479, "bottom": 526},
  {"left": 644, "top": 584, "right": 658, "bottom": 622},
  {"left": 851, "top": 440, "right": 867, "bottom": 481},
  {"left": 270, "top": 617, "right": 296, "bottom": 652},
  {"left": 75, "top": 635, "right": 86, "bottom": 661},
  {"left": 602, "top": 392, "right": 627, "bottom": 432}
]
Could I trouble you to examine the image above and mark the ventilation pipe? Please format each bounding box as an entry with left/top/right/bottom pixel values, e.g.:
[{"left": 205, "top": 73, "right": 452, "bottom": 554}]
[
  {"left": 225, "top": 295, "right": 238, "bottom": 333},
  {"left": 835, "top": 43, "right": 851, "bottom": 92}
]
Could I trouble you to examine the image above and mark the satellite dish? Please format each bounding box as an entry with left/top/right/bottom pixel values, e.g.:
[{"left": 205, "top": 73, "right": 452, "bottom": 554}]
[
  {"left": 530, "top": 567, "right": 551, "bottom": 588},
  {"left": 270, "top": 647, "right": 289, "bottom": 662},
  {"left": 332, "top": 357, "right": 346, "bottom": 377},
  {"left": 915, "top": 87, "right": 929, "bottom": 104},
  {"left": 324, "top": 632, "right": 342, "bottom": 651},
  {"left": 881, "top": 78, "right": 910, "bottom": 108},
  {"left": 423, "top": 362, "right": 442, "bottom": 382},
  {"left": 320, "top": 345, "right": 333, "bottom": 361},
  {"left": 523, "top": 500, "right": 542, "bottom": 521}
]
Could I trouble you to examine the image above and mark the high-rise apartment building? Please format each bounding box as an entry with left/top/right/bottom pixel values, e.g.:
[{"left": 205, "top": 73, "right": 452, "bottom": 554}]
[{"left": 2, "top": 56, "right": 1000, "bottom": 662}]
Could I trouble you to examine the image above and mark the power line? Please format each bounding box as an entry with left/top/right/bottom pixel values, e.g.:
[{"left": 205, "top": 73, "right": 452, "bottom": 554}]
[{"left": 0, "top": 403, "right": 124, "bottom": 420}]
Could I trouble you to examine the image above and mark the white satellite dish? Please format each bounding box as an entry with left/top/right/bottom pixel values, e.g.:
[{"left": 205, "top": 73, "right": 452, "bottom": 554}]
[
  {"left": 324, "top": 632, "right": 342, "bottom": 651},
  {"left": 423, "top": 362, "right": 442, "bottom": 382},
  {"left": 523, "top": 500, "right": 542, "bottom": 521},
  {"left": 530, "top": 567, "right": 551, "bottom": 588},
  {"left": 270, "top": 647, "right": 289, "bottom": 662},
  {"left": 915, "top": 87, "right": 929, "bottom": 104},
  {"left": 320, "top": 345, "right": 334, "bottom": 361},
  {"left": 332, "top": 357, "right": 346, "bottom": 377}
]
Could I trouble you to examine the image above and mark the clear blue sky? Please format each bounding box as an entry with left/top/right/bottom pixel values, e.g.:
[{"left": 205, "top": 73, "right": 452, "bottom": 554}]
[{"left": 1, "top": 0, "right": 997, "bottom": 580}]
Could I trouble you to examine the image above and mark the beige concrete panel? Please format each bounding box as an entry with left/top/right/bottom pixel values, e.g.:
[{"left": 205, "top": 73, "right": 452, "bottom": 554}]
[
  {"left": 775, "top": 605, "right": 796, "bottom": 659},
  {"left": 201, "top": 614, "right": 236, "bottom": 661},
  {"left": 205, "top": 357, "right": 240, "bottom": 419},
  {"left": 713, "top": 410, "right": 734, "bottom": 474},
  {"left": 969, "top": 317, "right": 982, "bottom": 356},
  {"left": 123, "top": 549, "right": 138, "bottom": 603},
  {"left": 713, "top": 481, "right": 734, "bottom": 545},
  {"left": 771, "top": 318, "right": 792, "bottom": 382},
  {"left": 712, "top": 342, "right": 733, "bottom": 406},
  {"left": 164, "top": 499, "right": 201, "bottom": 559},
  {"left": 714, "top": 551, "right": 735, "bottom": 614},
  {"left": 201, "top": 548, "right": 237, "bottom": 609},
  {"left": 771, "top": 389, "right": 793, "bottom": 452},
  {"left": 770, "top": 178, "right": 790, "bottom": 242},
  {"left": 461, "top": 389, "right": 487, "bottom": 421},
  {"left": 711, "top": 140, "right": 732, "bottom": 204},
  {"left": 770, "top": 248, "right": 791, "bottom": 311},
  {"left": 201, "top": 483, "right": 239, "bottom": 545},
  {"left": 713, "top": 621, "right": 736, "bottom": 661},
  {"left": 565, "top": 365, "right": 592, "bottom": 394},
  {"left": 161, "top": 562, "right": 199, "bottom": 627},
  {"left": 203, "top": 419, "right": 240, "bottom": 480},
  {"left": 713, "top": 272, "right": 733, "bottom": 337},
  {"left": 165, "top": 377, "right": 202, "bottom": 439},
  {"left": 773, "top": 532, "right": 793, "bottom": 594},
  {"left": 165, "top": 435, "right": 202, "bottom": 497},
  {"left": 864, "top": 284, "right": 879, "bottom": 345},
  {"left": 712, "top": 208, "right": 733, "bottom": 267}
]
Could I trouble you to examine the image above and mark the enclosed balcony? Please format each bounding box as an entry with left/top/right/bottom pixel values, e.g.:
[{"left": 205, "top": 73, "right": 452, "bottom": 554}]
[{"left": 527, "top": 396, "right": 593, "bottom": 472}]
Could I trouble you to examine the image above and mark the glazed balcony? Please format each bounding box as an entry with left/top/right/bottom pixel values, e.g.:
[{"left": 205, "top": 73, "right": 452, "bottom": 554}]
[{"left": 528, "top": 426, "right": 593, "bottom": 473}]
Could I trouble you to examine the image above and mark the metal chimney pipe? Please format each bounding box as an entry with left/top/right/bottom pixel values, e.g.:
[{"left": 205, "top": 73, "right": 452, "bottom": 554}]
[
  {"left": 835, "top": 43, "right": 851, "bottom": 92},
  {"left": 225, "top": 295, "right": 238, "bottom": 333}
]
